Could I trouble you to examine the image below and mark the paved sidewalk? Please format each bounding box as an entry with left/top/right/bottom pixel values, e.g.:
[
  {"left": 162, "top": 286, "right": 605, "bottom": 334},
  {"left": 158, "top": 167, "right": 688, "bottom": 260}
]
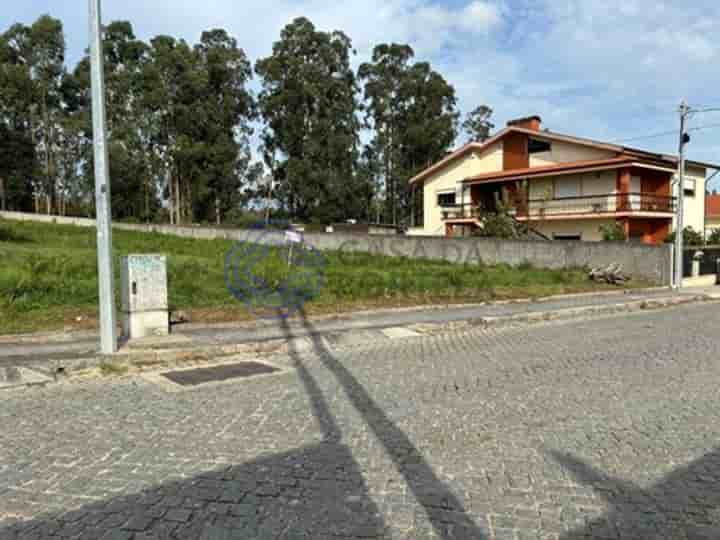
[{"left": 1, "top": 287, "right": 717, "bottom": 373}]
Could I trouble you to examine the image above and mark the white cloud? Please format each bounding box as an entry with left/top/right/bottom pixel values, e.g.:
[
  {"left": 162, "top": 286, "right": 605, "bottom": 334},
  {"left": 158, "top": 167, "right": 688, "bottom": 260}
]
[
  {"left": 12, "top": 0, "right": 720, "bottom": 162},
  {"left": 459, "top": 1, "right": 502, "bottom": 31}
]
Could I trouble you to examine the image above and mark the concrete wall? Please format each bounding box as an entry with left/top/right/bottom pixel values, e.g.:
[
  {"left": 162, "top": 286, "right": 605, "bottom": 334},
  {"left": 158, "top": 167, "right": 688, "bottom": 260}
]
[
  {"left": 304, "top": 234, "right": 671, "bottom": 285},
  {"left": 1, "top": 210, "right": 673, "bottom": 284}
]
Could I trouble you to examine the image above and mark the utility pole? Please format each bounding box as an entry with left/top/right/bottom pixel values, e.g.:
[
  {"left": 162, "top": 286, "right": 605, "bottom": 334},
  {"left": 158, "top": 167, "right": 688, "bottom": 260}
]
[
  {"left": 89, "top": 0, "right": 117, "bottom": 354},
  {"left": 674, "top": 100, "right": 690, "bottom": 290}
]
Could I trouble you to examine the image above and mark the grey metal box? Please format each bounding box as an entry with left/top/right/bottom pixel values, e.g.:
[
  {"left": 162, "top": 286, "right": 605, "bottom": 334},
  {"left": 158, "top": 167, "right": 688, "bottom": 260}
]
[{"left": 120, "top": 254, "right": 169, "bottom": 338}]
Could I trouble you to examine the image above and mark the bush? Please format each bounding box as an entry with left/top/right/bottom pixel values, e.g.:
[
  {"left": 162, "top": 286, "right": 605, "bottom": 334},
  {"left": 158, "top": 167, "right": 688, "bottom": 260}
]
[
  {"left": 599, "top": 222, "right": 626, "bottom": 242},
  {"left": 665, "top": 226, "right": 704, "bottom": 246},
  {"left": 707, "top": 229, "right": 720, "bottom": 245},
  {"left": 225, "top": 208, "right": 266, "bottom": 228},
  {"left": 473, "top": 202, "right": 526, "bottom": 239}
]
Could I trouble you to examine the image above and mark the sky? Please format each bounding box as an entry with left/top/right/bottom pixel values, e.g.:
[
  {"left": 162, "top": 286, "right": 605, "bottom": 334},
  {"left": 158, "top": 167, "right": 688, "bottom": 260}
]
[{"left": 5, "top": 0, "right": 720, "bottom": 188}]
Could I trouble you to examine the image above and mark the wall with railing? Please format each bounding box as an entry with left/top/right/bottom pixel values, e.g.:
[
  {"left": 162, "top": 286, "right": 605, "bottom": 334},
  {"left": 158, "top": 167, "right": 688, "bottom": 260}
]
[
  {"left": 523, "top": 192, "right": 675, "bottom": 218},
  {"left": 441, "top": 193, "right": 675, "bottom": 221}
]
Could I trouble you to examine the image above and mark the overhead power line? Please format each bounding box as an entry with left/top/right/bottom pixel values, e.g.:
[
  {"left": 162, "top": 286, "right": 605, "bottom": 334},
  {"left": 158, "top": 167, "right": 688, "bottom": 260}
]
[
  {"left": 614, "top": 129, "right": 677, "bottom": 143},
  {"left": 612, "top": 122, "right": 720, "bottom": 144}
]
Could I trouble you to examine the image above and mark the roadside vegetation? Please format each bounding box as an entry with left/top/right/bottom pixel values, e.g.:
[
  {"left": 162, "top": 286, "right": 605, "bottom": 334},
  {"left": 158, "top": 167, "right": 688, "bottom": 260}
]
[{"left": 0, "top": 220, "right": 641, "bottom": 334}]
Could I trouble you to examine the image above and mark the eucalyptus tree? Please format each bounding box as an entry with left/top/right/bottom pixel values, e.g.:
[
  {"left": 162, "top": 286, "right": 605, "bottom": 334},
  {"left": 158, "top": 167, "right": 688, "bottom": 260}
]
[
  {"left": 359, "top": 44, "right": 458, "bottom": 225},
  {"left": 256, "top": 17, "right": 362, "bottom": 223},
  {"left": 1, "top": 15, "right": 66, "bottom": 213},
  {"left": 139, "top": 35, "right": 205, "bottom": 223},
  {"left": 462, "top": 105, "right": 494, "bottom": 143},
  {"left": 0, "top": 30, "right": 36, "bottom": 210},
  {"left": 194, "top": 29, "right": 255, "bottom": 224}
]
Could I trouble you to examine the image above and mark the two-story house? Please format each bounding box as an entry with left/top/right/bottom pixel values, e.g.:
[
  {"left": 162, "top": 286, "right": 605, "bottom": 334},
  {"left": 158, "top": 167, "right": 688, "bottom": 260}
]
[{"left": 407, "top": 116, "right": 717, "bottom": 244}]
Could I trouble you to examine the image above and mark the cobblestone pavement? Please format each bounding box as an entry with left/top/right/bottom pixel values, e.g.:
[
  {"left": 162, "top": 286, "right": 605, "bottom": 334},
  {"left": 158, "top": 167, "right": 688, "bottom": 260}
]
[{"left": 1, "top": 303, "right": 720, "bottom": 539}]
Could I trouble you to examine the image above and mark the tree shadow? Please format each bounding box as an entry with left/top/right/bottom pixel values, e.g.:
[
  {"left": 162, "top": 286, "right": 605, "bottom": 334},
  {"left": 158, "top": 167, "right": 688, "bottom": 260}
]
[
  {"left": 0, "top": 321, "right": 387, "bottom": 539},
  {"left": 551, "top": 447, "right": 720, "bottom": 539},
  {"left": 294, "top": 306, "right": 486, "bottom": 539}
]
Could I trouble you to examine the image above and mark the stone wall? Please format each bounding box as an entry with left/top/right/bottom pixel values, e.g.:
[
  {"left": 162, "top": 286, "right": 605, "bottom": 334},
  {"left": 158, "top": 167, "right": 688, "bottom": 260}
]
[{"left": 0, "top": 211, "right": 673, "bottom": 284}]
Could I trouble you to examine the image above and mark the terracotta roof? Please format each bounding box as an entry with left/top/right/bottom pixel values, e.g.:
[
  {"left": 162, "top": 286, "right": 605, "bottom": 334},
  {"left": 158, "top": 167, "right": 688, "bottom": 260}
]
[
  {"left": 463, "top": 157, "right": 646, "bottom": 184},
  {"left": 707, "top": 195, "right": 720, "bottom": 217},
  {"left": 408, "top": 126, "right": 720, "bottom": 185}
]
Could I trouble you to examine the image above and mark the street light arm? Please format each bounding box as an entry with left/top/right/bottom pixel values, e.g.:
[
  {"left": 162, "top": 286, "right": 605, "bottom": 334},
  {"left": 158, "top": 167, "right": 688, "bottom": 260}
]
[{"left": 689, "top": 107, "right": 720, "bottom": 114}]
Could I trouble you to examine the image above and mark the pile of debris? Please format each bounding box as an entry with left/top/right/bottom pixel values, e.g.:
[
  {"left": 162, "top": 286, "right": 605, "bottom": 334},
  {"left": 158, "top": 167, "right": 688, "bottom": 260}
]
[{"left": 589, "top": 263, "right": 629, "bottom": 285}]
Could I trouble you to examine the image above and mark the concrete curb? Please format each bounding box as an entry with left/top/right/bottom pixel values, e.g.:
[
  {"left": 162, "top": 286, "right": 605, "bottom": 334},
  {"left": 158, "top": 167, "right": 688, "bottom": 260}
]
[
  {"left": 8, "top": 292, "right": 708, "bottom": 387},
  {"left": 475, "top": 294, "right": 711, "bottom": 328},
  {"left": 0, "top": 286, "right": 670, "bottom": 343},
  {"left": 404, "top": 294, "right": 713, "bottom": 334}
]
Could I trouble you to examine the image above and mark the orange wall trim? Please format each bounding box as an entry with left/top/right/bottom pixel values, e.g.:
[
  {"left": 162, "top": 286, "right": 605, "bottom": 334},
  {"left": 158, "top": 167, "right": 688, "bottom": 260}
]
[
  {"left": 640, "top": 169, "right": 672, "bottom": 196},
  {"left": 625, "top": 218, "right": 671, "bottom": 244},
  {"left": 503, "top": 132, "right": 529, "bottom": 171},
  {"left": 616, "top": 168, "right": 631, "bottom": 211}
]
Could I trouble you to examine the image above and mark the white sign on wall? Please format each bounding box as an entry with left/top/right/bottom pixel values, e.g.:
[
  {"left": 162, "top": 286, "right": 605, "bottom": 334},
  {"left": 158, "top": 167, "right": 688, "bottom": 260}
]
[{"left": 285, "top": 230, "right": 303, "bottom": 244}]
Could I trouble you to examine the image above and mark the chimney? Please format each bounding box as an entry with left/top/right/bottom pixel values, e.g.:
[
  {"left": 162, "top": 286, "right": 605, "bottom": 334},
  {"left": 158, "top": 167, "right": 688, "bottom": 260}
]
[{"left": 507, "top": 115, "right": 542, "bottom": 131}]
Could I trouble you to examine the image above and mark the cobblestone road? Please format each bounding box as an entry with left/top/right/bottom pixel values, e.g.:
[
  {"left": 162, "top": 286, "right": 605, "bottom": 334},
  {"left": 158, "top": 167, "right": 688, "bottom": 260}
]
[{"left": 2, "top": 303, "right": 720, "bottom": 539}]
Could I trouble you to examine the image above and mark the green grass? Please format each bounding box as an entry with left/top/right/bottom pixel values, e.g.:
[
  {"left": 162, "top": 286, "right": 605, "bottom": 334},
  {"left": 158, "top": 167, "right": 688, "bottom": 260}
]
[
  {"left": 0, "top": 218, "right": 639, "bottom": 334},
  {"left": 99, "top": 361, "right": 129, "bottom": 376}
]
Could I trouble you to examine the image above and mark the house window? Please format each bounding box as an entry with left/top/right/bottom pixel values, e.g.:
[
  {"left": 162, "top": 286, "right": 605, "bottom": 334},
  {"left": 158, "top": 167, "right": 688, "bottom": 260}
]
[
  {"left": 528, "top": 138, "right": 552, "bottom": 154},
  {"left": 553, "top": 233, "right": 582, "bottom": 241},
  {"left": 437, "top": 192, "right": 456, "bottom": 207},
  {"left": 683, "top": 178, "right": 696, "bottom": 197},
  {"left": 554, "top": 177, "right": 581, "bottom": 198}
]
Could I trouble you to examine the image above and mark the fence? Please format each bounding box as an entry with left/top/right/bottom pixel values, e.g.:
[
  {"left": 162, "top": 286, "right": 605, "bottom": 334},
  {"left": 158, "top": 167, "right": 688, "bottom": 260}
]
[
  {"left": 683, "top": 246, "right": 720, "bottom": 277},
  {"left": 0, "top": 211, "right": 673, "bottom": 284}
]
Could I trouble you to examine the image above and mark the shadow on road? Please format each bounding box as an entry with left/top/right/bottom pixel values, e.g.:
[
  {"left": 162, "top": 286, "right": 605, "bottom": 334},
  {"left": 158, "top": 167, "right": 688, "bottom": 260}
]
[
  {"left": 551, "top": 448, "right": 720, "bottom": 539},
  {"left": 293, "top": 306, "right": 486, "bottom": 539}
]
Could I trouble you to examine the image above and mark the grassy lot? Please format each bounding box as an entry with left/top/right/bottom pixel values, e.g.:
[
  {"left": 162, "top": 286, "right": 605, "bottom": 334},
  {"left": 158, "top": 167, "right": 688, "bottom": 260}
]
[{"left": 0, "top": 219, "right": 641, "bottom": 334}]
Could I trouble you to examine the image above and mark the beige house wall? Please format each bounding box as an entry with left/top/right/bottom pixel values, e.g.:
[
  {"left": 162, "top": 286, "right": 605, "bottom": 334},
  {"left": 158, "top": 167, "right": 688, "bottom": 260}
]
[
  {"left": 411, "top": 141, "right": 503, "bottom": 236},
  {"left": 529, "top": 139, "right": 615, "bottom": 167},
  {"left": 674, "top": 165, "right": 706, "bottom": 234},
  {"left": 531, "top": 218, "right": 615, "bottom": 242},
  {"left": 528, "top": 171, "right": 616, "bottom": 199},
  {"left": 527, "top": 172, "right": 617, "bottom": 217}
]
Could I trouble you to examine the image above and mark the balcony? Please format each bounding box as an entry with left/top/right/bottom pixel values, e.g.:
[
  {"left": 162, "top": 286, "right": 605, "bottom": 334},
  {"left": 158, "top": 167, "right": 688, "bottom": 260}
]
[{"left": 441, "top": 192, "right": 676, "bottom": 221}]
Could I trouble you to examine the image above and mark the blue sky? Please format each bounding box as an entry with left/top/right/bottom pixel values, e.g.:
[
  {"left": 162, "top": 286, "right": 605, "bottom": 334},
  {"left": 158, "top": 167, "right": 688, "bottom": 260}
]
[{"left": 5, "top": 0, "right": 720, "bottom": 187}]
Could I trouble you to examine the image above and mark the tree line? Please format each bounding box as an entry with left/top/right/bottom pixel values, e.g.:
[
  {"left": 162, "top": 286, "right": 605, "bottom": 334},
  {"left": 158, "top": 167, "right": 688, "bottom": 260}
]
[{"left": 0, "top": 15, "right": 494, "bottom": 225}]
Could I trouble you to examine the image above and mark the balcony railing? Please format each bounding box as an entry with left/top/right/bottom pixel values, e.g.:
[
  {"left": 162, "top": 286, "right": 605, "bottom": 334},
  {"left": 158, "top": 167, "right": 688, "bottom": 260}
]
[{"left": 441, "top": 192, "right": 676, "bottom": 221}]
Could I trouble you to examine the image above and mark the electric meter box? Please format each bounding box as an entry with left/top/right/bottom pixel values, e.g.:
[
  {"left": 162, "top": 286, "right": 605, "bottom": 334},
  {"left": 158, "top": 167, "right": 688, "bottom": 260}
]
[{"left": 120, "top": 254, "right": 169, "bottom": 339}]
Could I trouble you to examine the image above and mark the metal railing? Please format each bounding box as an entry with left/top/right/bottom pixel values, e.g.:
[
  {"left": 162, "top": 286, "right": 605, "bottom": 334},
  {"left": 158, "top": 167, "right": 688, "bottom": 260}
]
[{"left": 441, "top": 193, "right": 676, "bottom": 220}]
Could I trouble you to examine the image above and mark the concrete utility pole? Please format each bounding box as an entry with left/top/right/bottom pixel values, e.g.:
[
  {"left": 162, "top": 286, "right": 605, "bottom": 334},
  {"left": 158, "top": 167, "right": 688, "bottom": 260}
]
[
  {"left": 89, "top": 0, "right": 117, "bottom": 353},
  {"left": 674, "top": 100, "right": 691, "bottom": 290}
]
